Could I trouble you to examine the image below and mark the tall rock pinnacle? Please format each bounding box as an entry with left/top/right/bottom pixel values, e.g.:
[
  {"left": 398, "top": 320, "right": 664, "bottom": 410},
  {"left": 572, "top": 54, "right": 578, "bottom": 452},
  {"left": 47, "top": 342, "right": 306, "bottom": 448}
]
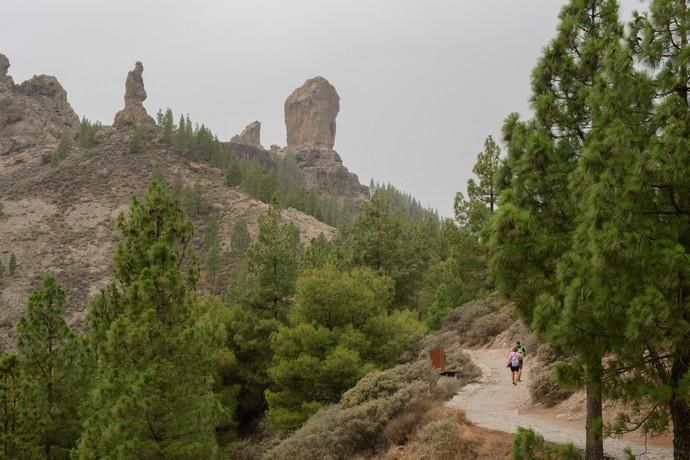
[
  {"left": 113, "top": 61, "right": 155, "bottom": 129},
  {"left": 284, "top": 76, "right": 339, "bottom": 150}
]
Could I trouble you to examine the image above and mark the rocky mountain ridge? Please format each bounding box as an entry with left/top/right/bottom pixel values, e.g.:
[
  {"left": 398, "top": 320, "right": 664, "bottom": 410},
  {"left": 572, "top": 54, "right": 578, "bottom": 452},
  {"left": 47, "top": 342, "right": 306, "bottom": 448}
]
[
  {"left": 0, "top": 54, "right": 341, "bottom": 347},
  {"left": 0, "top": 53, "right": 79, "bottom": 156}
]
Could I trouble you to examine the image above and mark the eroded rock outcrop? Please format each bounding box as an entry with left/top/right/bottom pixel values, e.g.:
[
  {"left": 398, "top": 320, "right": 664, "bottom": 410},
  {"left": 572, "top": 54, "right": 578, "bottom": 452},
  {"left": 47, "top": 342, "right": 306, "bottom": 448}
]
[
  {"left": 113, "top": 61, "right": 155, "bottom": 129},
  {"left": 285, "top": 76, "right": 339, "bottom": 150},
  {"left": 231, "top": 121, "right": 263, "bottom": 149},
  {"left": 294, "top": 147, "right": 369, "bottom": 200},
  {"left": 0, "top": 53, "right": 79, "bottom": 155},
  {"left": 283, "top": 76, "right": 368, "bottom": 202}
]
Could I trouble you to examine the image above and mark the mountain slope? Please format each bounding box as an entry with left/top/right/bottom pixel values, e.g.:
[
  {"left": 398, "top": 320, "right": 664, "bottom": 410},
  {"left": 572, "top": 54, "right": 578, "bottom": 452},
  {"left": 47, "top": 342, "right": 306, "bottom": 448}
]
[{"left": 0, "top": 127, "right": 335, "bottom": 347}]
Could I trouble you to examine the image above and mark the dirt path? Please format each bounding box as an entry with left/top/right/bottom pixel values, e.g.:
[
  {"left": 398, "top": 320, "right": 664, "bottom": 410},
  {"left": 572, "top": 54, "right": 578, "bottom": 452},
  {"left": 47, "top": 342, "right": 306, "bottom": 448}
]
[{"left": 446, "top": 349, "right": 673, "bottom": 460}]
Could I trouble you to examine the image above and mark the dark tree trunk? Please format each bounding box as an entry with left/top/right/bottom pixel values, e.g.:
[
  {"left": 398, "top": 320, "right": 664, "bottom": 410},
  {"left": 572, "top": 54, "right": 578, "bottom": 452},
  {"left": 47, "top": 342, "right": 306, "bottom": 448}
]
[
  {"left": 670, "top": 348, "right": 690, "bottom": 460},
  {"left": 585, "top": 359, "right": 604, "bottom": 460},
  {"left": 670, "top": 397, "right": 690, "bottom": 460}
]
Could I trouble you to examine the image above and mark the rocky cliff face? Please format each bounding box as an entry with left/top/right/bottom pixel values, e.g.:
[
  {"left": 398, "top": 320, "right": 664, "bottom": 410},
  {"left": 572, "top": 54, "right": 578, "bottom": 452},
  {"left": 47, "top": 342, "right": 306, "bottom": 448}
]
[
  {"left": 283, "top": 77, "right": 368, "bottom": 202},
  {"left": 0, "top": 53, "right": 79, "bottom": 156},
  {"left": 231, "top": 121, "right": 263, "bottom": 149},
  {"left": 113, "top": 61, "right": 156, "bottom": 129}
]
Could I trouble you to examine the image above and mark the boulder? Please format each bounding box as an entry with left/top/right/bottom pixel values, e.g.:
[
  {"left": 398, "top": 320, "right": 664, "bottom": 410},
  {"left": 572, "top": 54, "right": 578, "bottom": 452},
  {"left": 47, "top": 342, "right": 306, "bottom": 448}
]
[
  {"left": 113, "top": 61, "right": 155, "bottom": 129},
  {"left": 284, "top": 76, "right": 339, "bottom": 150},
  {"left": 0, "top": 53, "right": 79, "bottom": 155},
  {"left": 230, "top": 121, "right": 263, "bottom": 149}
]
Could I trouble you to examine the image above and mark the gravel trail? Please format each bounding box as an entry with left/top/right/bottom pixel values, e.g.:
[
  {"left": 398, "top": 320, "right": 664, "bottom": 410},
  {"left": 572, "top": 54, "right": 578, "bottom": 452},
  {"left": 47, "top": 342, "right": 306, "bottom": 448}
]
[{"left": 446, "top": 349, "right": 673, "bottom": 460}]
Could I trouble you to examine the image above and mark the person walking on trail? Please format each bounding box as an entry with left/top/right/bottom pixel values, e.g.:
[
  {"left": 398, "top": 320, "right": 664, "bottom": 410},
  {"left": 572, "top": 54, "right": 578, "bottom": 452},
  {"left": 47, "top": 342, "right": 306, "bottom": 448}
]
[
  {"left": 516, "top": 341, "right": 526, "bottom": 382},
  {"left": 507, "top": 347, "right": 521, "bottom": 385}
]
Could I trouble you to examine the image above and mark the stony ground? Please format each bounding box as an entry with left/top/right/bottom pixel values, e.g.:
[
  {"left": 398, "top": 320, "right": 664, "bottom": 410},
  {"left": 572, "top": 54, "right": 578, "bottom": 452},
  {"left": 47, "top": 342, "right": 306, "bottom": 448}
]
[
  {"left": 446, "top": 349, "right": 673, "bottom": 460},
  {"left": 0, "top": 128, "right": 336, "bottom": 348}
]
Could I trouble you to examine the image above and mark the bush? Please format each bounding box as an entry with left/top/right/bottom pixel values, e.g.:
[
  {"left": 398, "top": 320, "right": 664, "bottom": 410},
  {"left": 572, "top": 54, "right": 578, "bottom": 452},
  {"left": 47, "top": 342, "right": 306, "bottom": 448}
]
[
  {"left": 8, "top": 254, "right": 16, "bottom": 276},
  {"left": 129, "top": 125, "right": 145, "bottom": 153},
  {"left": 265, "top": 361, "right": 449, "bottom": 459},
  {"left": 465, "top": 312, "right": 513, "bottom": 345},
  {"left": 51, "top": 133, "right": 72, "bottom": 166},
  {"left": 383, "top": 400, "right": 435, "bottom": 445},
  {"left": 529, "top": 368, "right": 574, "bottom": 408},
  {"left": 78, "top": 116, "right": 100, "bottom": 148},
  {"left": 512, "top": 426, "right": 580, "bottom": 460},
  {"left": 415, "top": 416, "right": 476, "bottom": 459}
]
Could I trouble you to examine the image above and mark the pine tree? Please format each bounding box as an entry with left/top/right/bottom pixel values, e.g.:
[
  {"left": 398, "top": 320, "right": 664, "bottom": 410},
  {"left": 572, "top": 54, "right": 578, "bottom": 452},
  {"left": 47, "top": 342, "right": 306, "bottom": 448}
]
[
  {"left": 348, "top": 193, "right": 425, "bottom": 308},
  {"left": 162, "top": 108, "right": 175, "bottom": 145},
  {"left": 175, "top": 115, "right": 187, "bottom": 152},
  {"left": 204, "top": 216, "right": 221, "bottom": 287},
  {"left": 266, "top": 265, "right": 423, "bottom": 430},
  {"left": 488, "top": 2, "right": 624, "bottom": 458},
  {"left": 607, "top": 2, "right": 690, "bottom": 457},
  {"left": 225, "top": 203, "right": 301, "bottom": 426},
  {"left": 230, "top": 218, "right": 250, "bottom": 256},
  {"left": 246, "top": 202, "right": 300, "bottom": 314},
  {"left": 454, "top": 135, "right": 501, "bottom": 234},
  {"left": 0, "top": 354, "right": 19, "bottom": 459},
  {"left": 8, "top": 254, "right": 15, "bottom": 276},
  {"left": 77, "top": 117, "right": 99, "bottom": 148},
  {"left": 76, "top": 181, "right": 223, "bottom": 459},
  {"left": 16, "top": 275, "right": 84, "bottom": 459}
]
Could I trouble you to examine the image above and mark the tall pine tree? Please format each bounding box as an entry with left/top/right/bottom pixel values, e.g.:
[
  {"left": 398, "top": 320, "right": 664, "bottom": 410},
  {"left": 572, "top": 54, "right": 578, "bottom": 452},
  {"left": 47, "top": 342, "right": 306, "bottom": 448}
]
[
  {"left": 76, "top": 181, "right": 224, "bottom": 459},
  {"left": 488, "top": 1, "right": 624, "bottom": 458},
  {"left": 16, "top": 275, "right": 84, "bottom": 459}
]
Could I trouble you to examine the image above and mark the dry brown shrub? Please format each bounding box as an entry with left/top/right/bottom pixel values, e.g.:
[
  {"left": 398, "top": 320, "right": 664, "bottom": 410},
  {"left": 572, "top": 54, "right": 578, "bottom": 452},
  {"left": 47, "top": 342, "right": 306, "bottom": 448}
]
[
  {"left": 382, "top": 407, "right": 512, "bottom": 460},
  {"left": 440, "top": 294, "right": 520, "bottom": 347},
  {"left": 465, "top": 312, "right": 513, "bottom": 346},
  {"left": 383, "top": 400, "right": 436, "bottom": 445},
  {"left": 529, "top": 367, "right": 574, "bottom": 408}
]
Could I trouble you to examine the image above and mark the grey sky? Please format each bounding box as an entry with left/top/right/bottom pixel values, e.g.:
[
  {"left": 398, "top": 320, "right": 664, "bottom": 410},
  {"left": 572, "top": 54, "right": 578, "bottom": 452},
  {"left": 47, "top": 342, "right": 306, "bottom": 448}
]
[{"left": 2, "top": 0, "right": 641, "bottom": 216}]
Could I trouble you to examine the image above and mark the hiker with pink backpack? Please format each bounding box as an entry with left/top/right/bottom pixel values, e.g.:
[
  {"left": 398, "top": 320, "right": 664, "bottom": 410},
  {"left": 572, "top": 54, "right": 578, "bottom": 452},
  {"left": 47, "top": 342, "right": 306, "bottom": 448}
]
[{"left": 507, "top": 347, "right": 522, "bottom": 385}]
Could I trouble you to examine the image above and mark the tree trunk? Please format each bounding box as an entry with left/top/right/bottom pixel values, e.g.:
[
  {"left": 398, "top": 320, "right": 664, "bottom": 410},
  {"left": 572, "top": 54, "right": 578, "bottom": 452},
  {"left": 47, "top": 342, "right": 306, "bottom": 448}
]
[
  {"left": 585, "top": 359, "right": 604, "bottom": 460},
  {"left": 670, "top": 396, "right": 690, "bottom": 460},
  {"left": 670, "top": 348, "right": 690, "bottom": 460}
]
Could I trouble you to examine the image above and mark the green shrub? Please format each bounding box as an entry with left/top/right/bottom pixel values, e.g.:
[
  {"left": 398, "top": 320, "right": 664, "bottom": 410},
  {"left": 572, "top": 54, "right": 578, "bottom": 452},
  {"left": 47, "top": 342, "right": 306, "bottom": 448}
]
[
  {"left": 8, "top": 254, "right": 16, "bottom": 276},
  {"left": 51, "top": 133, "right": 72, "bottom": 166},
  {"left": 224, "top": 157, "right": 243, "bottom": 187},
  {"left": 129, "top": 124, "right": 145, "bottom": 153},
  {"left": 512, "top": 426, "right": 580, "bottom": 459},
  {"left": 78, "top": 116, "right": 100, "bottom": 148}
]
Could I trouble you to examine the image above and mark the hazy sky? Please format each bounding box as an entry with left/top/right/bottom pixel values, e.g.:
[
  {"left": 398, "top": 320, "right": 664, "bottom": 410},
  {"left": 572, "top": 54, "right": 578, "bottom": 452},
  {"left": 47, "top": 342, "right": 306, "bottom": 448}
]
[{"left": 2, "top": 0, "right": 642, "bottom": 216}]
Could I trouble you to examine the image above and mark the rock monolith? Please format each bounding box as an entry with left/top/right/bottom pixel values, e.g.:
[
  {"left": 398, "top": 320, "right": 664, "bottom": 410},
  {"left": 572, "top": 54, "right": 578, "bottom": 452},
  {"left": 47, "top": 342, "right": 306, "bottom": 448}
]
[
  {"left": 113, "top": 61, "right": 155, "bottom": 129},
  {"left": 284, "top": 76, "right": 339, "bottom": 150}
]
